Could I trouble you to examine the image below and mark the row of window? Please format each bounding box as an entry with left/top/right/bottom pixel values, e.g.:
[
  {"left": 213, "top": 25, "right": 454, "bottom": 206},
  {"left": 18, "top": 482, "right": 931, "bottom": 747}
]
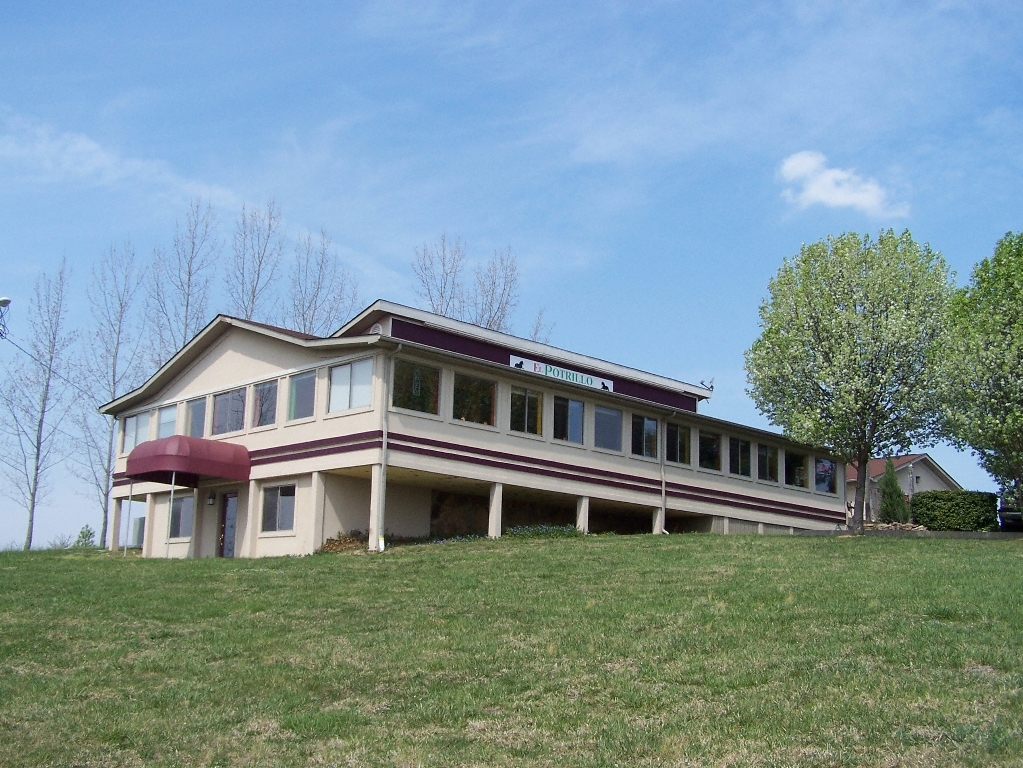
[
  {"left": 122, "top": 359, "right": 374, "bottom": 452},
  {"left": 393, "top": 360, "right": 838, "bottom": 493},
  {"left": 168, "top": 484, "right": 297, "bottom": 539}
]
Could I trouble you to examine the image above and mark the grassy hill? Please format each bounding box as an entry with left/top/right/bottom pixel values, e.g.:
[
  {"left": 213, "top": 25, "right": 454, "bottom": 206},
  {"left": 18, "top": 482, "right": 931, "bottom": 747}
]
[{"left": 1, "top": 534, "right": 1021, "bottom": 766}]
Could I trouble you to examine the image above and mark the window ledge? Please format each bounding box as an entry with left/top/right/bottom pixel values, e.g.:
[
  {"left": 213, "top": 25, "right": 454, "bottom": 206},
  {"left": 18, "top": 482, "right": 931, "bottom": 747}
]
[
  {"left": 325, "top": 405, "right": 374, "bottom": 420},
  {"left": 629, "top": 453, "right": 660, "bottom": 465},
  {"left": 390, "top": 406, "right": 443, "bottom": 421},
  {"left": 450, "top": 417, "right": 499, "bottom": 432},
  {"left": 210, "top": 429, "right": 246, "bottom": 439},
  {"left": 755, "top": 478, "right": 781, "bottom": 487},
  {"left": 695, "top": 465, "right": 724, "bottom": 476},
  {"left": 592, "top": 445, "right": 624, "bottom": 457},
  {"left": 552, "top": 438, "right": 587, "bottom": 451},
  {"left": 727, "top": 473, "right": 754, "bottom": 483},
  {"left": 284, "top": 416, "right": 317, "bottom": 427},
  {"left": 508, "top": 429, "right": 546, "bottom": 442},
  {"left": 259, "top": 529, "right": 296, "bottom": 538},
  {"left": 249, "top": 423, "right": 279, "bottom": 434},
  {"left": 168, "top": 536, "right": 192, "bottom": 543}
]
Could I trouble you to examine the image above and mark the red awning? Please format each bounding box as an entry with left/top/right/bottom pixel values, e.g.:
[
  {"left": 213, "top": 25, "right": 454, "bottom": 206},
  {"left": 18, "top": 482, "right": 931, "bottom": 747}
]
[{"left": 124, "top": 436, "right": 250, "bottom": 488}]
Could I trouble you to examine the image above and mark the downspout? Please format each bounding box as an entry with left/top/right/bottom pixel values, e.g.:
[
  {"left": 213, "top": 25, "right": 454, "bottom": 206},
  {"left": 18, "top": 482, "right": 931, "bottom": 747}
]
[{"left": 375, "top": 342, "right": 402, "bottom": 552}]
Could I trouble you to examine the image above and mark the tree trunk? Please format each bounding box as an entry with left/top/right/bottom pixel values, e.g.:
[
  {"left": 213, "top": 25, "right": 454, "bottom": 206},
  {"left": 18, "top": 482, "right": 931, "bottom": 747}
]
[{"left": 851, "top": 450, "right": 869, "bottom": 535}]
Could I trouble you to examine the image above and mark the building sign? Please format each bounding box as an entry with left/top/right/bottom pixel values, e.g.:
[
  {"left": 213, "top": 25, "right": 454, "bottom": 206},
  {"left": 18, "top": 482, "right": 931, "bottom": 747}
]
[{"left": 509, "top": 355, "right": 614, "bottom": 392}]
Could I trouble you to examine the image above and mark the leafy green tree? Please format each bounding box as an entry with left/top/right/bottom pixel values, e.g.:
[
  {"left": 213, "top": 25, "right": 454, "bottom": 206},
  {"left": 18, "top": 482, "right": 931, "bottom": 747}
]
[
  {"left": 941, "top": 232, "right": 1023, "bottom": 507},
  {"left": 745, "top": 230, "right": 953, "bottom": 534},
  {"left": 878, "top": 458, "right": 910, "bottom": 523}
]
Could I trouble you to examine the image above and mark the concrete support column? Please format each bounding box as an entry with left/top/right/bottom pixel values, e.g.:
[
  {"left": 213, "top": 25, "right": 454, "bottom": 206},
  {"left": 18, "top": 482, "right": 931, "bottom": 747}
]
[
  {"left": 575, "top": 496, "right": 590, "bottom": 534},
  {"left": 652, "top": 506, "right": 666, "bottom": 535},
  {"left": 188, "top": 488, "right": 200, "bottom": 559},
  {"left": 247, "top": 480, "right": 260, "bottom": 557},
  {"left": 311, "top": 471, "right": 326, "bottom": 552},
  {"left": 109, "top": 497, "right": 122, "bottom": 551},
  {"left": 143, "top": 493, "right": 155, "bottom": 557},
  {"left": 723, "top": 517, "right": 730, "bottom": 535},
  {"left": 368, "top": 463, "right": 386, "bottom": 552},
  {"left": 488, "top": 483, "right": 503, "bottom": 538}
]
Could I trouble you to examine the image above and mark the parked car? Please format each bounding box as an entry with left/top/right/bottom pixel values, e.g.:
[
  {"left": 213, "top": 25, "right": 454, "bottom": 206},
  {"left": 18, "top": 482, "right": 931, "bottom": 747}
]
[{"left": 998, "top": 503, "right": 1023, "bottom": 532}]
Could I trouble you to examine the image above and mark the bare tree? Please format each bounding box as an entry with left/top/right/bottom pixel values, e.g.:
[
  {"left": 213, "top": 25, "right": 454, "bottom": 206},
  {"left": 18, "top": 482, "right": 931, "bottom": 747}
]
[
  {"left": 73, "top": 243, "right": 147, "bottom": 548},
  {"left": 282, "top": 228, "right": 360, "bottom": 336},
  {"left": 148, "top": 199, "right": 221, "bottom": 365},
  {"left": 465, "top": 246, "right": 519, "bottom": 332},
  {"left": 226, "top": 200, "right": 284, "bottom": 321},
  {"left": 0, "top": 258, "right": 77, "bottom": 550},
  {"left": 412, "top": 234, "right": 465, "bottom": 318},
  {"left": 529, "top": 307, "right": 554, "bottom": 344}
]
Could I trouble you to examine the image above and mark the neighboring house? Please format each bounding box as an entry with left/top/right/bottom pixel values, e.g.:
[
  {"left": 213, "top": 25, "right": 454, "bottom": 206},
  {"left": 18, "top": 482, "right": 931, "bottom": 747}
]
[
  {"left": 845, "top": 454, "right": 962, "bottom": 521},
  {"left": 101, "top": 301, "right": 848, "bottom": 559}
]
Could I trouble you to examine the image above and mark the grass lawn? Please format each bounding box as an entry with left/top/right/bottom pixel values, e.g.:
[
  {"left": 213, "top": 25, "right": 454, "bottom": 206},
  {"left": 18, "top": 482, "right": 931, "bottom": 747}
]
[{"left": 1, "top": 534, "right": 1022, "bottom": 767}]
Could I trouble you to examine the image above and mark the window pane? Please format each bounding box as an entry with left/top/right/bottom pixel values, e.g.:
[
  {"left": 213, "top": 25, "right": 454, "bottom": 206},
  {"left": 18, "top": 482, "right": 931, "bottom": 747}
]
[
  {"left": 452, "top": 373, "right": 496, "bottom": 425},
  {"left": 329, "top": 364, "right": 351, "bottom": 412},
  {"left": 170, "top": 495, "right": 193, "bottom": 539},
  {"left": 157, "top": 406, "right": 177, "bottom": 439},
  {"left": 785, "top": 451, "right": 808, "bottom": 487},
  {"left": 632, "top": 415, "right": 657, "bottom": 457},
  {"left": 758, "top": 445, "right": 778, "bottom": 482},
  {"left": 729, "top": 438, "right": 751, "bottom": 477},
  {"left": 350, "top": 358, "right": 373, "bottom": 408},
  {"left": 511, "top": 388, "right": 542, "bottom": 435},
  {"left": 278, "top": 485, "right": 295, "bottom": 530},
  {"left": 699, "top": 431, "right": 721, "bottom": 470},
  {"left": 253, "top": 381, "right": 278, "bottom": 427},
  {"left": 123, "top": 415, "right": 137, "bottom": 452},
  {"left": 289, "top": 372, "right": 316, "bottom": 420},
  {"left": 667, "top": 423, "right": 690, "bottom": 464},
  {"left": 186, "top": 398, "right": 206, "bottom": 437},
  {"left": 392, "top": 359, "right": 440, "bottom": 414},
  {"left": 594, "top": 406, "right": 622, "bottom": 451},
  {"left": 815, "top": 458, "right": 837, "bottom": 493},
  {"left": 554, "top": 397, "right": 583, "bottom": 444},
  {"left": 262, "top": 487, "right": 278, "bottom": 532},
  {"left": 213, "top": 388, "right": 246, "bottom": 434}
]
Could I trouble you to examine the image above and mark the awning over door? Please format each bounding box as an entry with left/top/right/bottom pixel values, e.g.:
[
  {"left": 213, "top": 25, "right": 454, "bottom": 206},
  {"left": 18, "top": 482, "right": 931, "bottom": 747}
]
[{"left": 124, "top": 436, "right": 250, "bottom": 488}]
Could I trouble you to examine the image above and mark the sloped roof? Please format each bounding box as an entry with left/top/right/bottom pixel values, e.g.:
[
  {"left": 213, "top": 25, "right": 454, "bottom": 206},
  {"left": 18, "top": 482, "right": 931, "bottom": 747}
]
[{"left": 846, "top": 454, "right": 961, "bottom": 489}]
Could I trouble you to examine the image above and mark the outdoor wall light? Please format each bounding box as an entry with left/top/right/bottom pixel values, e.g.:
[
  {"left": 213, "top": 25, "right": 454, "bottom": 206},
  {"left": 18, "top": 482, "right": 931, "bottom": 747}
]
[{"left": 206, "top": 491, "right": 217, "bottom": 506}]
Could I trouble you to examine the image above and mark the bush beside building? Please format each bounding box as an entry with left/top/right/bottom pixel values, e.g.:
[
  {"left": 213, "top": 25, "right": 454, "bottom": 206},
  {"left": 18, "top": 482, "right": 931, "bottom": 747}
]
[{"left": 911, "top": 490, "right": 998, "bottom": 532}]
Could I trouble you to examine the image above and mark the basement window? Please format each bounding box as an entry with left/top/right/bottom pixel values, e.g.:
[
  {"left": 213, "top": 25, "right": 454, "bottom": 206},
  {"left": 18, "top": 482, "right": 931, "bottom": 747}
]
[{"left": 262, "top": 485, "right": 296, "bottom": 532}]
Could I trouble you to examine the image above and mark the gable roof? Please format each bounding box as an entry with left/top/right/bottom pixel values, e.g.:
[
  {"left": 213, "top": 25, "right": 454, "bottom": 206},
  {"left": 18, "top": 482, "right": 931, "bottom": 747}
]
[{"left": 846, "top": 454, "right": 962, "bottom": 489}]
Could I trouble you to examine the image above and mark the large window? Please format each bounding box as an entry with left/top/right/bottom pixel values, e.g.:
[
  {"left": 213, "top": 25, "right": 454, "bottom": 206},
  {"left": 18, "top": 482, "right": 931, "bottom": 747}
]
[
  {"left": 212, "top": 388, "right": 246, "bottom": 435},
  {"left": 186, "top": 398, "right": 206, "bottom": 437},
  {"left": 122, "top": 411, "right": 150, "bottom": 453},
  {"left": 252, "top": 380, "right": 278, "bottom": 428},
  {"left": 157, "top": 405, "right": 177, "bottom": 439},
  {"left": 815, "top": 458, "right": 837, "bottom": 494},
  {"left": 289, "top": 371, "right": 316, "bottom": 421},
  {"left": 392, "top": 359, "right": 440, "bottom": 414},
  {"left": 553, "top": 397, "right": 584, "bottom": 444},
  {"left": 631, "top": 415, "right": 658, "bottom": 458},
  {"left": 699, "top": 431, "right": 721, "bottom": 470},
  {"left": 169, "top": 495, "right": 194, "bottom": 539},
  {"left": 452, "top": 373, "right": 496, "bottom": 426},
  {"left": 262, "top": 485, "right": 295, "bottom": 532},
  {"left": 594, "top": 406, "right": 622, "bottom": 451},
  {"left": 510, "top": 387, "right": 542, "bottom": 435},
  {"left": 329, "top": 358, "right": 373, "bottom": 412},
  {"left": 729, "top": 437, "right": 751, "bottom": 477},
  {"left": 785, "top": 451, "right": 808, "bottom": 487},
  {"left": 758, "top": 445, "right": 779, "bottom": 482},
  {"left": 666, "top": 423, "right": 690, "bottom": 464}
]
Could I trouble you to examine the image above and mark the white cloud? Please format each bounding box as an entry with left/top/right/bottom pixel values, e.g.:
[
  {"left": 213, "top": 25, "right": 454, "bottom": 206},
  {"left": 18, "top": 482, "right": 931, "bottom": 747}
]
[
  {"left": 0, "top": 112, "right": 236, "bottom": 207},
  {"left": 779, "top": 150, "right": 906, "bottom": 217}
]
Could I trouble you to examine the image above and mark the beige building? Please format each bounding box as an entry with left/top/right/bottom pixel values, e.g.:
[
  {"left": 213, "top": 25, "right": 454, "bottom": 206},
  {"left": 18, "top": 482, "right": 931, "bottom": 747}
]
[
  {"left": 102, "top": 301, "right": 848, "bottom": 558},
  {"left": 845, "top": 454, "right": 962, "bottom": 522}
]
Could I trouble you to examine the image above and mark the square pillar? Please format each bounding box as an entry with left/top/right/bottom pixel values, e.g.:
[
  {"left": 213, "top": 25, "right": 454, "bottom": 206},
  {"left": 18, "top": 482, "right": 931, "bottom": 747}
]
[
  {"left": 652, "top": 506, "right": 665, "bottom": 535},
  {"left": 368, "top": 463, "right": 386, "bottom": 552},
  {"left": 575, "top": 496, "right": 589, "bottom": 534},
  {"left": 109, "top": 497, "right": 122, "bottom": 551},
  {"left": 488, "top": 483, "right": 503, "bottom": 538},
  {"left": 247, "top": 480, "right": 260, "bottom": 557},
  {"left": 311, "top": 471, "right": 326, "bottom": 552},
  {"left": 187, "top": 488, "right": 200, "bottom": 559},
  {"left": 143, "top": 493, "right": 155, "bottom": 557}
]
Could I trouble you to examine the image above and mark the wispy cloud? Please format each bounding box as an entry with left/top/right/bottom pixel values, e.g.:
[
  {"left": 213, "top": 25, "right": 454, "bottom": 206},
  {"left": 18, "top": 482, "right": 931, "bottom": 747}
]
[
  {"left": 0, "top": 111, "right": 236, "bottom": 207},
  {"left": 778, "top": 150, "right": 906, "bottom": 217}
]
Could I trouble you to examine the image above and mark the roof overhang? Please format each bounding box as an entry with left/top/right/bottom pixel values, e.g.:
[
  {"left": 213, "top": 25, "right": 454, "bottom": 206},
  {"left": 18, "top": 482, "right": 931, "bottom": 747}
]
[{"left": 124, "top": 436, "right": 251, "bottom": 488}]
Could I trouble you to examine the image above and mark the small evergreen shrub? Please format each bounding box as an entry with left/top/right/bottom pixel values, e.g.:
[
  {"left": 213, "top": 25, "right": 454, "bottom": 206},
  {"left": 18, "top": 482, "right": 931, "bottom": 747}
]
[
  {"left": 73, "top": 525, "right": 97, "bottom": 548},
  {"left": 503, "top": 524, "right": 582, "bottom": 539},
  {"left": 911, "top": 490, "right": 998, "bottom": 532},
  {"left": 878, "top": 458, "right": 911, "bottom": 523}
]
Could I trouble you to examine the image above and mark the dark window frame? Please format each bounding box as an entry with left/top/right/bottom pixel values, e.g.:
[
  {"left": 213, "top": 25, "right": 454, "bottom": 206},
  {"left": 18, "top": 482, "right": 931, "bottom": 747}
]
[{"left": 262, "top": 485, "right": 296, "bottom": 532}]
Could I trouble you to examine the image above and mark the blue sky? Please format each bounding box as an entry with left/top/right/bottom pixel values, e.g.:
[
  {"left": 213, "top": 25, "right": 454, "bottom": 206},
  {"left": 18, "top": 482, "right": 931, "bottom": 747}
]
[{"left": 1, "top": 1, "right": 1020, "bottom": 544}]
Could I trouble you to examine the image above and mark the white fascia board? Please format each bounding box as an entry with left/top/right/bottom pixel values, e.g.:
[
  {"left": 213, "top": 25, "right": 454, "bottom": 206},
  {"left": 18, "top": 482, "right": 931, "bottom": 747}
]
[{"left": 336, "top": 299, "right": 712, "bottom": 400}]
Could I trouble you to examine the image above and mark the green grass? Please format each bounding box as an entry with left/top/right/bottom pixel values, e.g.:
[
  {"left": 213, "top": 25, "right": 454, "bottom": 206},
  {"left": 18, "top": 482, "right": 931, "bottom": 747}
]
[{"left": 1, "top": 535, "right": 1022, "bottom": 767}]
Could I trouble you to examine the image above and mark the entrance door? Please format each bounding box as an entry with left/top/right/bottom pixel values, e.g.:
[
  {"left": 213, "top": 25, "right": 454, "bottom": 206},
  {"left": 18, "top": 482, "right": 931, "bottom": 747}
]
[{"left": 220, "top": 493, "right": 239, "bottom": 557}]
